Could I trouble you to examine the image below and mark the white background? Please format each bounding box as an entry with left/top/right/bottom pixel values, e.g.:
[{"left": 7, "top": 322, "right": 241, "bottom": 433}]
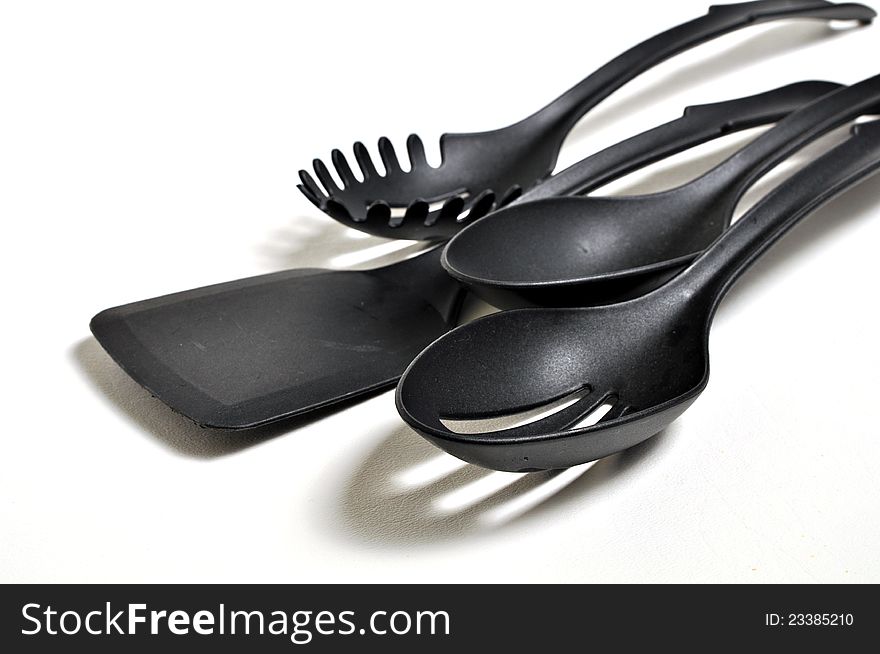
[{"left": 2, "top": 0, "right": 879, "bottom": 583}]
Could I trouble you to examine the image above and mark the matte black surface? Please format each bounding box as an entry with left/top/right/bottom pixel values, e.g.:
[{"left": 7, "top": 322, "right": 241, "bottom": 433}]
[
  {"left": 297, "top": 0, "right": 874, "bottom": 240},
  {"left": 442, "top": 74, "right": 880, "bottom": 307},
  {"left": 91, "top": 249, "right": 459, "bottom": 429},
  {"left": 90, "top": 84, "right": 828, "bottom": 429},
  {"left": 397, "top": 120, "right": 880, "bottom": 472}
]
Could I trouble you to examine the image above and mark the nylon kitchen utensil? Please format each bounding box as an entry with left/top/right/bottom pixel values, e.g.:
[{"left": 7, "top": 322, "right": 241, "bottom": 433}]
[
  {"left": 396, "top": 119, "right": 880, "bottom": 472},
  {"left": 297, "top": 0, "right": 874, "bottom": 241},
  {"left": 88, "top": 83, "right": 829, "bottom": 429},
  {"left": 442, "top": 74, "right": 880, "bottom": 308}
]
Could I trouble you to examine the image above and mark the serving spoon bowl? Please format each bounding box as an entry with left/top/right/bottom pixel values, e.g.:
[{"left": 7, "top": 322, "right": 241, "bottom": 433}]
[
  {"left": 298, "top": 0, "right": 874, "bottom": 240},
  {"left": 442, "top": 75, "right": 880, "bottom": 308},
  {"left": 396, "top": 119, "right": 880, "bottom": 472}
]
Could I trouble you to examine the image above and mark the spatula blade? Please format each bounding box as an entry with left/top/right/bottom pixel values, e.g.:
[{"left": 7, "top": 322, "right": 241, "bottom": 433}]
[{"left": 90, "top": 267, "right": 452, "bottom": 429}]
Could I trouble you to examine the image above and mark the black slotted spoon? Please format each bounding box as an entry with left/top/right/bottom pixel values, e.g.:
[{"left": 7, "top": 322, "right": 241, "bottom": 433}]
[
  {"left": 442, "top": 74, "right": 880, "bottom": 308},
  {"left": 88, "top": 83, "right": 826, "bottom": 429},
  {"left": 298, "top": 0, "right": 874, "bottom": 240},
  {"left": 396, "top": 118, "right": 880, "bottom": 472}
]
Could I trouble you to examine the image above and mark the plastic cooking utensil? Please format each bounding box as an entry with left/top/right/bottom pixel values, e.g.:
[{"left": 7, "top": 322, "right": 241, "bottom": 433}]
[
  {"left": 513, "top": 82, "right": 842, "bottom": 205},
  {"left": 396, "top": 119, "right": 880, "bottom": 472},
  {"left": 442, "top": 74, "right": 880, "bottom": 308},
  {"left": 88, "top": 83, "right": 826, "bottom": 429},
  {"left": 297, "top": 0, "right": 874, "bottom": 241}
]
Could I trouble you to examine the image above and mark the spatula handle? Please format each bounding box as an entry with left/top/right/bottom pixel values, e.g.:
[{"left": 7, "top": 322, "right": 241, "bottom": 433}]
[
  {"left": 519, "top": 81, "right": 842, "bottom": 202},
  {"left": 677, "top": 118, "right": 880, "bottom": 305},
  {"left": 531, "top": 1, "right": 874, "bottom": 140}
]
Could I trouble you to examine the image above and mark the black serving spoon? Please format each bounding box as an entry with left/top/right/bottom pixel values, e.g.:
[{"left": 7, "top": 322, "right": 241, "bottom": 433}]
[
  {"left": 396, "top": 119, "right": 880, "bottom": 472},
  {"left": 442, "top": 74, "right": 880, "bottom": 308},
  {"left": 88, "top": 83, "right": 827, "bottom": 429},
  {"left": 298, "top": 0, "right": 874, "bottom": 240}
]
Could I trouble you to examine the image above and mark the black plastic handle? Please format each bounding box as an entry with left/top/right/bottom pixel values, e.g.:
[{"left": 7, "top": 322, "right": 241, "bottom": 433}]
[
  {"left": 677, "top": 118, "right": 880, "bottom": 304},
  {"left": 696, "top": 73, "right": 880, "bottom": 218},
  {"left": 531, "top": 0, "right": 875, "bottom": 138},
  {"left": 518, "top": 80, "right": 843, "bottom": 202}
]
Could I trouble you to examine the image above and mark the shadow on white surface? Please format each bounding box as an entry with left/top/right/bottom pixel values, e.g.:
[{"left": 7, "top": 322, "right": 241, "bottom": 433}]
[
  {"left": 257, "top": 213, "right": 427, "bottom": 271},
  {"left": 330, "top": 421, "right": 674, "bottom": 547},
  {"left": 563, "top": 22, "right": 858, "bottom": 151},
  {"left": 70, "top": 337, "right": 359, "bottom": 458},
  {"left": 718, "top": 161, "right": 880, "bottom": 316}
]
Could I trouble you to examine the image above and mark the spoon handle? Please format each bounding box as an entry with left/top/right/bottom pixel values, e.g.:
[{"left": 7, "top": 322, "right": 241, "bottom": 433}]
[
  {"left": 677, "top": 119, "right": 880, "bottom": 305},
  {"left": 530, "top": 1, "right": 874, "bottom": 138},
  {"left": 518, "top": 81, "right": 842, "bottom": 202},
  {"left": 698, "top": 73, "right": 880, "bottom": 210}
]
